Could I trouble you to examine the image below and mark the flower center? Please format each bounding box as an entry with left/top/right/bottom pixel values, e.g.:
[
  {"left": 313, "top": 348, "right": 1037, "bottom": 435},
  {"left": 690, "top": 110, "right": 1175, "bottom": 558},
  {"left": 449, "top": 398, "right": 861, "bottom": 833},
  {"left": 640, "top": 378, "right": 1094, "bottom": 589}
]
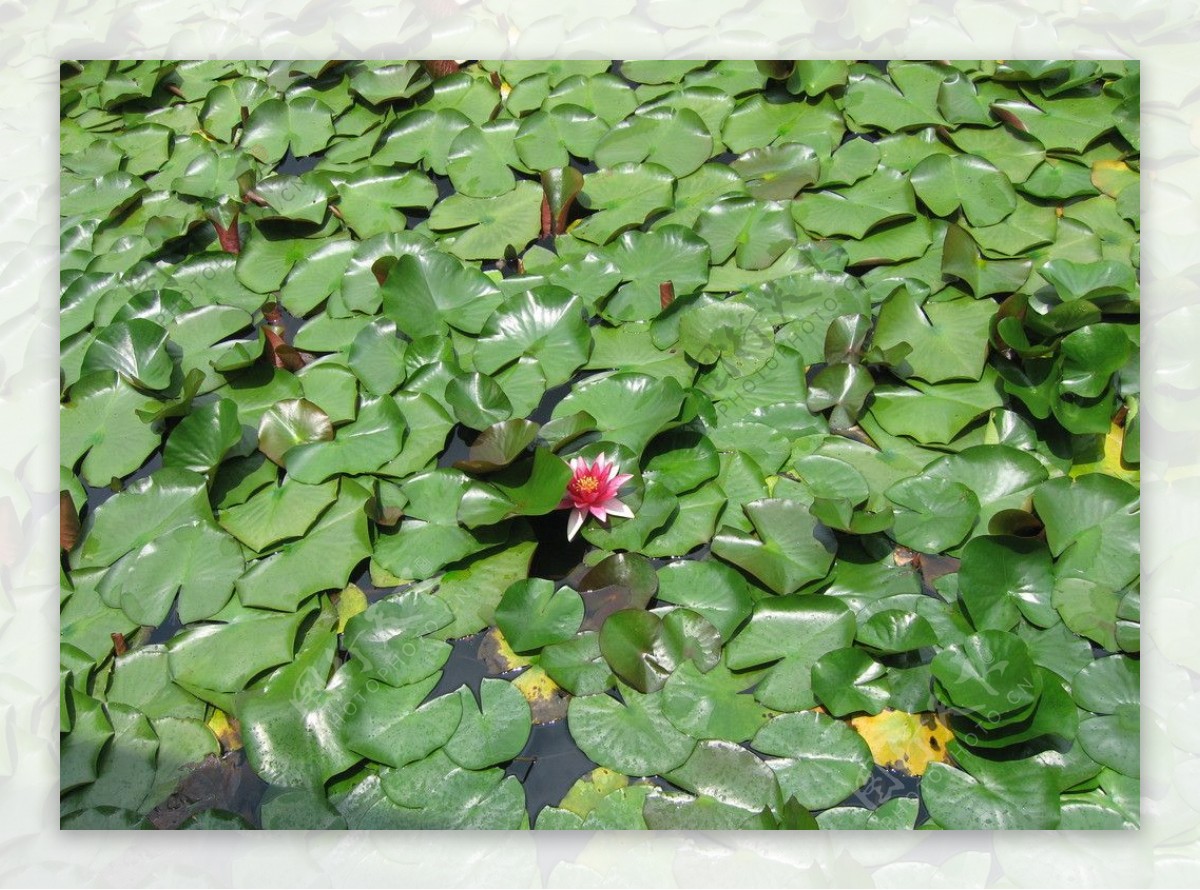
[{"left": 571, "top": 475, "right": 600, "bottom": 496}]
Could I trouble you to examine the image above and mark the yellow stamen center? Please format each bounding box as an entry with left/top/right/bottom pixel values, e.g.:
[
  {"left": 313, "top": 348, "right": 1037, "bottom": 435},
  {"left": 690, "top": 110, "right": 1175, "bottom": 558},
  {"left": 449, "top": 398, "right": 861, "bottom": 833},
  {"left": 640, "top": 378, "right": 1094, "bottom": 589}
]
[{"left": 573, "top": 475, "right": 599, "bottom": 495}]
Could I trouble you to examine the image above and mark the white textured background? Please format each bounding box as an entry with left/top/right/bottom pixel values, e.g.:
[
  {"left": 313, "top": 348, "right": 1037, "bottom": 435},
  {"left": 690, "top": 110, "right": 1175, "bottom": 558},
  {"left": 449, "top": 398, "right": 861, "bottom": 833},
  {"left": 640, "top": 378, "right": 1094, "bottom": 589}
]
[{"left": 2, "top": 1, "right": 1195, "bottom": 886}]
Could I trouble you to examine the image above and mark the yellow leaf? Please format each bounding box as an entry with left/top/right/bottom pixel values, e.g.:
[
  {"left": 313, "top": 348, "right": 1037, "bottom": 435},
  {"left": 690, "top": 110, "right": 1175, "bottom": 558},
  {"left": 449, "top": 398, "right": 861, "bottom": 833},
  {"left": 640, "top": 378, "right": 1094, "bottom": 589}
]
[
  {"left": 849, "top": 709, "right": 953, "bottom": 776},
  {"left": 335, "top": 583, "right": 368, "bottom": 633},
  {"left": 559, "top": 767, "right": 629, "bottom": 817},
  {"left": 1069, "top": 419, "right": 1139, "bottom": 484},
  {"left": 512, "top": 666, "right": 569, "bottom": 724},
  {"left": 206, "top": 709, "right": 243, "bottom": 752},
  {"left": 478, "top": 626, "right": 534, "bottom": 674},
  {"left": 1090, "top": 159, "right": 1137, "bottom": 199}
]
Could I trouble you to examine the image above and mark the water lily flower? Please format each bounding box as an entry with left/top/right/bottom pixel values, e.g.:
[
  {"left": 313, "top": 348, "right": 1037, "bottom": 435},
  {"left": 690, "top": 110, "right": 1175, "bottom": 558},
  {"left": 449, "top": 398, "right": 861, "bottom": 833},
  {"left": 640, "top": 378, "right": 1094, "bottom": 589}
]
[{"left": 560, "top": 453, "right": 634, "bottom": 541}]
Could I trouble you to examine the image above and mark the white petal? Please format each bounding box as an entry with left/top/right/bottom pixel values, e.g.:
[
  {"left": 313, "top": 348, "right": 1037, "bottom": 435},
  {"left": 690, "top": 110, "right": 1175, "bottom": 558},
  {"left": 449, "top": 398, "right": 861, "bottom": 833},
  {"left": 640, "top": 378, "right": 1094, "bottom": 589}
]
[
  {"left": 603, "top": 498, "right": 634, "bottom": 519},
  {"left": 566, "top": 508, "right": 585, "bottom": 541}
]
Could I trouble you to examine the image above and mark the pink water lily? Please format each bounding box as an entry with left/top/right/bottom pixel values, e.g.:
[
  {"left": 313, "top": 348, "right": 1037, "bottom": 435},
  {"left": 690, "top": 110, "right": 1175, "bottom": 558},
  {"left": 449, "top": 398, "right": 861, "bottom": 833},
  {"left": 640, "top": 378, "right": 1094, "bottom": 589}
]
[{"left": 559, "top": 453, "right": 634, "bottom": 541}]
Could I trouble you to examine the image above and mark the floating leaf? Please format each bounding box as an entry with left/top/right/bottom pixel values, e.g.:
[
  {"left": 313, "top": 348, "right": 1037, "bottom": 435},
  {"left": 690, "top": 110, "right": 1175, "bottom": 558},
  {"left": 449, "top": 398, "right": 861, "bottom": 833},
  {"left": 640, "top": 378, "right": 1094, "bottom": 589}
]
[
  {"left": 594, "top": 107, "right": 713, "bottom": 177},
  {"left": 239, "top": 632, "right": 360, "bottom": 789},
  {"left": 444, "top": 679, "right": 532, "bottom": 770},
  {"left": 753, "top": 711, "right": 873, "bottom": 810},
  {"left": 909, "top": 153, "right": 1017, "bottom": 226},
  {"left": 343, "top": 590, "right": 454, "bottom": 687},
  {"left": 381, "top": 250, "right": 503, "bottom": 338},
  {"left": 81, "top": 318, "right": 174, "bottom": 391},
  {"left": 552, "top": 373, "right": 685, "bottom": 456},
  {"left": 793, "top": 168, "right": 916, "bottom": 239},
  {"left": 849, "top": 709, "right": 953, "bottom": 776},
  {"left": 99, "top": 520, "right": 243, "bottom": 626},
  {"left": 598, "top": 608, "right": 721, "bottom": 694},
  {"left": 731, "top": 143, "right": 820, "bottom": 200},
  {"left": 257, "top": 398, "right": 333, "bottom": 467},
  {"left": 713, "top": 498, "right": 837, "bottom": 595},
  {"left": 494, "top": 579, "right": 584, "bottom": 654},
  {"left": 572, "top": 163, "right": 676, "bottom": 244},
  {"left": 473, "top": 286, "right": 592, "bottom": 386},
  {"left": 454, "top": 419, "right": 540, "bottom": 474},
  {"left": 235, "top": 480, "right": 371, "bottom": 611},
  {"left": 567, "top": 685, "right": 697, "bottom": 777},
  {"left": 922, "top": 743, "right": 1060, "bottom": 829},
  {"left": 284, "top": 396, "right": 406, "bottom": 483},
  {"left": 338, "top": 670, "right": 462, "bottom": 770},
  {"left": 428, "top": 180, "right": 543, "bottom": 260}
]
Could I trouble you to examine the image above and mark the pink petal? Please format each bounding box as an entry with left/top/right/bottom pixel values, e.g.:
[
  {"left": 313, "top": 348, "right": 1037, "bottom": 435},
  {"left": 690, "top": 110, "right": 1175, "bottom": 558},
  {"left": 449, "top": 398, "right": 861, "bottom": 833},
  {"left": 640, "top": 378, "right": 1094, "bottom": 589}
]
[
  {"left": 601, "top": 498, "right": 634, "bottom": 519},
  {"left": 569, "top": 457, "right": 586, "bottom": 474},
  {"left": 611, "top": 473, "right": 634, "bottom": 488},
  {"left": 557, "top": 496, "right": 575, "bottom": 509},
  {"left": 566, "top": 508, "right": 586, "bottom": 541},
  {"left": 590, "top": 505, "right": 608, "bottom": 522}
]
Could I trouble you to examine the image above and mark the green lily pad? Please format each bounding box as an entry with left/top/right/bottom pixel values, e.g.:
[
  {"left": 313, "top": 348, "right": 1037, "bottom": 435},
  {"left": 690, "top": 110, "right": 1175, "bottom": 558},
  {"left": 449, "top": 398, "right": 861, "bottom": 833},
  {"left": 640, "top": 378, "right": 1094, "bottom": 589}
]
[
  {"left": 552, "top": 372, "right": 685, "bottom": 456},
  {"left": 655, "top": 559, "right": 754, "bottom": 641},
  {"left": 428, "top": 180, "right": 543, "bottom": 261},
  {"left": 241, "top": 96, "right": 336, "bottom": 164},
  {"left": 454, "top": 419, "right": 540, "bottom": 474},
  {"left": 343, "top": 590, "right": 454, "bottom": 687},
  {"left": 712, "top": 498, "right": 837, "bottom": 595},
  {"left": 872, "top": 286, "right": 995, "bottom": 383},
  {"left": 239, "top": 632, "right": 360, "bottom": 789},
  {"left": 257, "top": 398, "right": 333, "bottom": 467},
  {"left": 661, "top": 659, "right": 773, "bottom": 742},
  {"left": 284, "top": 396, "right": 406, "bottom": 483},
  {"left": 793, "top": 167, "right": 916, "bottom": 239},
  {"left": 513, "top": 105, "right": 609, "bottom": 170},
  {"left": 811, "top": 647, "right": 890, "bottom": 717},
  {"left": 931, "top": 630, "right": 1041, "bottom": 727},
  {"left": 909, "top": 153, "right": 1017, "bottom": 226},
  {"left": 73, "top": 467, "right": 212, "bottom": 569},
  {"left": 337, "top": 669, "right": 462, "bottom": 769},
  {"left": 444, "top": 679, "right": 532, "bottom": 770},
  {"left": 168, "top": 604, "right": 313, "bottom": 700},
  {"left": 958, "top": 536, "right": 1053, "bottom": 631},
  {"left": 494, "top": 578, "right": 584, "bottom": 654},
  {"left": 731, "top": 142, "right": 820, "bottom": 200},
  {"left": 62, "top": 372, "right": 164, "bottom": 486},
  {"left": 234, "top": 479, "right": 371, "bottom": 611},
  {"left": 598, "top": 607, "right": 722, "bottom": 694},
  {"left": 380, "top": 250, "right": 503, "bottom": 338},
  {"left": 601, "top": 225, "right": 712, "bottom": 322},
  {"left": 696, "top": 196, "right": 797, "bottom": 271},
  {"left": 378, "top": 750, "right": 527, "bottom": 829},
  {"left": 473, "top": 286, "right": 592, "bottom": 386},
  {"left": 922, "top": 743, "right": 1060, "bottom": 829},
  {"left": 81, "top": 318, "right": 174, "bottom": 391},
  {"left": 594, "top": 107, "right": 713, "bottom": 177},
  {"left": 886, "top": 475, "right": 980, "bottom": 552},
  {"left": 567, "top": 685, "right": 697, "bottom": 777},
  {"left": 572, "top": 163, "right": 676, "bottom": 244},
  {"left": 753, "top": 711, "right": 873, "bottom": 809},
  {"left": 98, "top": 519, "right": 243, "bottom": 626}
]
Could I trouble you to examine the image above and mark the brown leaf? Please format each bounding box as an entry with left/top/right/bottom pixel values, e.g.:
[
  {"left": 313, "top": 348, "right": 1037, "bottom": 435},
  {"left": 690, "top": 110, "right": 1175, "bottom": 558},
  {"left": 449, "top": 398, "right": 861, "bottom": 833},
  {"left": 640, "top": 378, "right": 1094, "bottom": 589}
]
[
  {"left": 512, "top": 666, "right": 569, "bottom": 724},
  {"left": 264, "top": 328, "right": 305, "bottom": 371},
  {"left": 659, "top": 281, "right": 675, "bottom": 310},
  {"left": 422, "top": 60, "right": 460, "bottom": 79},
  {"left": 60, "top": 492, "right": 80, "bottom": 553}
]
